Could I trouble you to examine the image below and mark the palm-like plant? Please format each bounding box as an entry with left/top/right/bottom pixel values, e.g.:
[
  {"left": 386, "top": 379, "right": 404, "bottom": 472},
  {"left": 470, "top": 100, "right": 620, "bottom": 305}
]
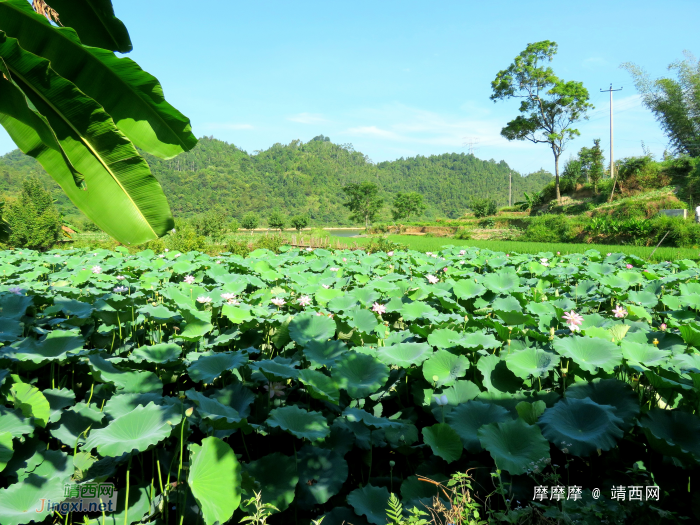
[
  {"left": 513, "top": 191, "right": 542, "bottom": 212},
  {"left": 0, "top": 0, "right": 197, "bottom": 244}
]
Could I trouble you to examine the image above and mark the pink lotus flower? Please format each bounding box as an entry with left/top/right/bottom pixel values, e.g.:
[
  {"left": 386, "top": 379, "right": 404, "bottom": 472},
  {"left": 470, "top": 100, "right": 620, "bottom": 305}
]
[
  {"left": 459, "top": 250, "right": 466, "bottom": 256},
  {"left": 562, "top": 311, "right": 583, "bottom": 327},
  {"left": 387, "top": 251, "right": 394, "bottom": 256},
  {"left": 116, "top": 275, "right": 126, "bottom": 281},
  {"left": 557, "top": 251, "right": 560, "bottom": 255},
  {"left": 298, "top": 295, "right": 312, "bottom": 307},
  {"left": 271, "top": 297, "right": 285, "bottom": 307},
  {"left": 113, "top": 286, "right": 128, "bottom": 293},
  {"left": 426, "top": 274, "right": 439, "bottom": 284},
  {"left": 426, "top": 252, "right": 433, "bottom": 256},
  {"left": 343, "top": 258, "right": 347, "bottom": 262},
  {"left": 263, "top": 382, "right": 286, "bottom": 399},
  {"left": 607, "top": 253, "right": 612, "bottom": 256},
  {"left": 459, "top": 260, "right": 466, "bottom": 265},
  {"left": 91, "top": 265, "right": 102, "bottom": 274},
  {"left": 197, "top": 296, "right": 212, "bottom": 304},
  {"left": 506, "top": 254, "right": 510, "bottom": 257},
  {"left": 660, "top": 323, "right": 667, "bottom": 331},
  {"left": 227, "top": 298, "right": 240, "bottom": 305},
  {"left": 184, "top": 275, "right": 195, "bottom": 284},
  {"left": 8, "top": 286, "right": 22, "bottom": 295},
  {"left": 568, "top": 324, "right": 581, "bottom": 333},
  {"left": 372, "top": 302, "right": 386, "bottom": 314},
  {"left": 443, "top": 267, "right": 448, "bottom": 273},
  {"left": 221, "top": 293, "right": 236, "bottom": 301},
  {"left": 612, "top": 305, "right": 627, "bottom": 318},
  {"left": 626, "top": 264, "right": 633, "bottom": 269}
]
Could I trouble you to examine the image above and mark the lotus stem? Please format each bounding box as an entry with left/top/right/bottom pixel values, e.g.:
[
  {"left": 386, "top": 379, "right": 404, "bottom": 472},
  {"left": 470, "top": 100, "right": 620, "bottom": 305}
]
[{"left": 124, "top": 455, "right": 132, "bottom": 525}]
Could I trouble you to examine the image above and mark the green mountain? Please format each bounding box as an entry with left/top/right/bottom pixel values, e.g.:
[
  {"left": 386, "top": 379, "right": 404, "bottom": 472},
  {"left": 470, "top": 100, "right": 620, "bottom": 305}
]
[{"left": 0, "top": 136, "right": 553, "bottom": 225}]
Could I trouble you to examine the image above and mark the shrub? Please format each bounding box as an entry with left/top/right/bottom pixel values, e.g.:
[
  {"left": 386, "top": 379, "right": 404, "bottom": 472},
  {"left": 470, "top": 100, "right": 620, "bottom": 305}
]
[
  {"left": 267, "top": 210, "right": 286, "bottom": 232},
  {"left": 4, "top": 178, "right": 62, "bottom": 250},
  {"left": 521, "top": 214, "right": 579, "bottom": 243},
  {"left": 165, "top": 222, "right": 207, "bottom": 253},
  {"left": 241, "top": 212, "right": 259, "bottom": 232},
  {"left": 289, "top": 215, "right": 309, "bottom": 232},
  {"left": 229, "top": 218, "right": 239, "bottom": 233},
  {"left": 226, "top": 239, "right": 251, "bottom": 257},
  {"left": 454, "top": 227, "right": 472, "bottom": 240},
  {"left": 469, "top": 197, "right": 497, "bottom": 218},
  {"left": 191, "top": 209, "right": 228, "bottom": 243},
  {"left": 364, "top": 235, "right": 407, "bottom": 254},
  {"left": 253, "top": 233, "right": 286, "bottom": 253}
]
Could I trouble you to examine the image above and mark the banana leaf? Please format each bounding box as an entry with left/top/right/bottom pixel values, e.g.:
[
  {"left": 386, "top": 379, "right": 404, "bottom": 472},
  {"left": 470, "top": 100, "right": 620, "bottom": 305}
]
[
  {"left": 44, "top": 0, "right": 132, "bottom": 53},
  {"left": 0, "top": 31, "right": 174, "bottom": 244},
  {"left": 0, "top": 0, "right": 196, "bottom": 159}
]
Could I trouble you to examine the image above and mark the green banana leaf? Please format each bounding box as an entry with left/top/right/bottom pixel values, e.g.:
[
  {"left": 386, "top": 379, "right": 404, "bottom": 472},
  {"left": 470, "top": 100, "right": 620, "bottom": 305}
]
[
  {"left": 0, "top": 0, "right": 196, "bottom": 159},
  {"left": 0, "top": 57, "right": 85, "bottom": 189},
  {"left": 44, "top": 0, "right": 132, "bottom": 53},
  {"left": 0, "top": 31, "right": 174, "bottom": 244}
]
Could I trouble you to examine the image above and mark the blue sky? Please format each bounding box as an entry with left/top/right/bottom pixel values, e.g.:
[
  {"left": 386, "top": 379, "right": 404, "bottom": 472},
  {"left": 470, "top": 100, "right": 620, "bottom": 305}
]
[{"left": 1, "top": 0, "right": 698, "bottom": 174}]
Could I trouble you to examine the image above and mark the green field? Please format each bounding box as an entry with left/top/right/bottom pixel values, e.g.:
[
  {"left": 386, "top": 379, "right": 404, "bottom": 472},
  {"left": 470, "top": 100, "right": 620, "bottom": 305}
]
[{"left": 351, "top": 234, "right": 700, "bottom": 262}]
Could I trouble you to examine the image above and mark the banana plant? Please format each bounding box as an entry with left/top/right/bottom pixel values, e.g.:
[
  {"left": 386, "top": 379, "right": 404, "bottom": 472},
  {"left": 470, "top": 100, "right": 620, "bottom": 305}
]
[{"left": 0, "top": 0, "right": 197, "bottom": 244}]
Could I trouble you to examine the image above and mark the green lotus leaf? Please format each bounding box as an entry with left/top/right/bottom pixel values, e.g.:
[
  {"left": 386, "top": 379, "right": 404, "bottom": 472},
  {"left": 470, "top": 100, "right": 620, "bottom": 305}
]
[
  {"left": 342, "top": 408, "right": 402, "bottom": 429},
  {"left": 452, "top": 280, "right": 487, "bottom": 300},
  {"left": 186, "top": 390, "right": 242, "bottom": 430},
  {"left": 322, "top": 507, "right": 371, "bottom": 525},
  {"left": 552, "top": 336, "right": 622, "bottom": 374},
  {"left": 679, "top": 324, "right": 700, "bottom": 347},
  {"left": 482, "top": 272, "right": 519, "bottom": 294},
  {"left": 296, "top": 446, "right": 348, "bottom": 508},
  {"left": 303, "top": 339, "right": 347, "bottom": 369},
  {"left": 0, "top": 432, "right": 12, "bottom": 472},
  {"left": 332, "top": 352, "right": 389, "bottom": 398},
  {"left": 617, "top": 271, "right": 644, "bottom": 286},
  {"left": 186, "top": 352, "right": 248, "bottom": 383},
  {"left": 539, "top": 398, "right": 624, "bottom": 456},
  {"left": 43, "top": 388, "right": 75, "bottom": 423},
  {"left": 477, "top": 354, "right": 523, "bottom": 393},
  {"left": 492, "top": 295, "right": 522, "bottom": 313},
  {"left": 178, "top": 308, "right": 213, "bottom": 341},
  {"left": 84, "top": 402, "right": 179, "bottom": 456},
  {"left": 516, "top": 400, "right": 546, "bottom": 425},
  {"left": 504, "top": 348, "right": 559, "bottom": 379},
  {"left": 289, "top": 312, "right": 336, "bottom": 346},
  {"left": 84, "top": 484, "right": 152, "bottom": 525},
  {"left": 639, "top": 408, "right": 700, "bottom": 461},
  {"left": 670, "top": 353, "right": 700, "bottom": 373},
  {"left": 103, "top": 393, "right": 163, "bottom": 420},
  {"left": 620, "top": 341, "right": 670, "bottom": 371},
  {"left": 399, "top": 301, "right": 438, "bottom": 321},
  {"left": 0, "top": 473, "right": 65, "bottom": 525},
  {"left": 350, "top": 288, "right": 381, "bottom": 307},
  {"left": 377, "top": 342, "right": 432, "bottom": 368},
  {"left": 267, "top": 406, "right": 330, "bottom": 441},
  {"left": 440, "top": 380, "right": 481, "bottom": 406},
  {"left": 299, "top": 369, "right": 340, "bottom": 405},
  {"left": 0, "top": 318, "right": 21, "bottom": 343},
  {"left": 0, "top": 293, "right": 32, "bottom": 319},
  {"left": 130, "top": 343, "right": 182, "bottom": 364},
  {"left": 254, "top": 359, "right": 298, "bottom": 381},
  {"left": 446, "top": 401, "right": 511, "bottom": 452},
  {"left": 477, "top": 418, "right": 550, "bottom": 475},
  {"left": 6, "top": 330, "right": 85, "bottom": 362},
  {"left": 208, "top": 383, "right": 256, "bottom": 419},
  {"left": 0, "top": 407, "right": 33, "bottom": 438},
  {"left": 87, "top": 354, "right": 162, "bottom": 393},
  {"left": 460, "top": 332, "right": 501, "bottom": 350},
  {"left": 422, "top": 350, "right": 469, "bottom": 387},
  {"left": 315, "top": 287, "right": 344, "bottom": 306},
  {"left": 347, "top": 484, "right": 391, "bottom": 525},
  {"left": 189, "top": 437, "right": 241, "bottom": 525},
  {"left": 139, "top": 303, "right": 180, "bottom": 321},
  {"left": 627, "top": 291, "right": 658, "bottom": 308},
  {"left": 327, "top": 294, "right": 360, "bottom": 312},
  {"left": 348, "top": 308, "right": 380, "bottom": 335},
  {"left": 243, "top": 452, "right": 298, "bottom": 513},
  {"left": 10, "top": 382, "right": 49, "bottom": 428},
  {"left": 427, "top": 328, "right": 462, "bottom": 349},
  {"left": 384, "top": 422, "right": 419, "bottom": 447},
  {"left": 422, "top": 423, "right": 463, "bottom": 463}
]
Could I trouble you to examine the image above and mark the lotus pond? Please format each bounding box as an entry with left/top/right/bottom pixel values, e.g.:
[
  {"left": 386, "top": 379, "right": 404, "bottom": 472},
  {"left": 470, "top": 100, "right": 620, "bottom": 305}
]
[{"left": 0, "top": 245, "right": 699, "bottom": 525}]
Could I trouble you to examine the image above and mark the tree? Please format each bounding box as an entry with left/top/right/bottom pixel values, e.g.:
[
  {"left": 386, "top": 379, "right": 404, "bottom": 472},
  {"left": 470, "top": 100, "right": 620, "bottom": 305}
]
[
  {"left": 4, "top": 177, "right": 61, "bottom": 250},
  {"left": 290, "top": 214, "right": 309, "bottom": 232},
  {"left": 342, "top": 181, "right": 383, "bottom": 229},
  {"left": 241, "top": 213, "right": 259, "bottom": 234},
  {"left": 229, "top": 218, "right": 239, "bottom": 233},
  {"left": 191, "top": 209, "right": 228, "bottom": 243},
  {"left": 469, "top": 197, "right": 498, "bottom": 218},
  {"left": 267, "top": 210, "right": 286, "bottom": 232},
  {"left": 622, "top": 52, "right": 700, "bottom": 158},
  {"left": 0, "top": 0, "right": 196, "bottom": 245},
  {"left": 392, "top": 192, "right": 426, "bottom": 221},
  {"left": 490, "top": 41, "right": 593, "bottom": 203},
  {"left": 587, "top": 139, "right": 605, "bottom": 193}
]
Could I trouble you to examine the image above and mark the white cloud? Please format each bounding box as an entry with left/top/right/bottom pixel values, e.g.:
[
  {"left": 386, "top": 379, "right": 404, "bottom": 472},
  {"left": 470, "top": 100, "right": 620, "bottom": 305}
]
[{"left": 287, "top": 113, "right": 327, "bottom": 124}]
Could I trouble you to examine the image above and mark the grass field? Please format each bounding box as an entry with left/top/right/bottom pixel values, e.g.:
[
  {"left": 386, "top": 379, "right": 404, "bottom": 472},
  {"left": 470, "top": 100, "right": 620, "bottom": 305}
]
[{"left": 351, "top": 234, "right": 700, "bottom": 262}]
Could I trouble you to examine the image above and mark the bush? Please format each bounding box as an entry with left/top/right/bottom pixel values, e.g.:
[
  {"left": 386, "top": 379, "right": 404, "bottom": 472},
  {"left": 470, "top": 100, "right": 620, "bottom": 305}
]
[
  {"left": 469, "top": 197, "right": 497, "bottom": 218},
  {"left": 4, "top": 178, "right": 62, "bottom": 250},
  {"left": 75, "top": 217, "right": 102, "bottom": 233},
  {"left": 267, "top": 210, "right": 286, "bottom": 232},
  {"left": 454, "top": 226, "right": 472, "bottom": 240},
  {"left": 241, "top": 212, "right": 259, "bottom": 232},
  {"left": 165, "top": 222, "right": 207, "bottom": 253},
  {"left": 521, "top": 214, "right": 579, "bottom": 243},
  {"left": 364, "top": 235, "right": 407, "bottom": 254},
  {"left": 191, "top": 209, "right": 228, "bottom": 243},
  {"left": 289, "top": 215, "right": 309, "bottom": 232},
  {"left": 253, "top": 233, "right": 286, "bottom": 253},
  {"left": 229, "top": 218, "right": 239, "bottom": 233},
  {"left": 225, "top": 239, "right": 251, "bottom": 257}
]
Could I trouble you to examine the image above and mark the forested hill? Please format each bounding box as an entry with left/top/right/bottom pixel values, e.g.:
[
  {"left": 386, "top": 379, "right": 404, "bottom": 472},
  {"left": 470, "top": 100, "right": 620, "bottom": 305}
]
[{"left": 0, "top": 136, "right": 553, "bottom": 224}]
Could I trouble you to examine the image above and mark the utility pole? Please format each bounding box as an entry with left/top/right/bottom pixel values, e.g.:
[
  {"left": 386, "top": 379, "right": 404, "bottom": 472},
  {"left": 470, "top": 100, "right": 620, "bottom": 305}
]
[
  {"left": 509, "top": 170, "right": 512, "bottom": 207},
  {"left": 600, "top": 84, "right": 623, "bottom": 178}
]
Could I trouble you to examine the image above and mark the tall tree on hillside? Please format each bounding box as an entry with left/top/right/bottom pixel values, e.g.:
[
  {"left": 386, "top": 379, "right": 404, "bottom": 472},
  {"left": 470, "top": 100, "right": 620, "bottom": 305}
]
[
  {"left": 622, "top": 52, "right": 700, "bottom": 158},
  {"left": 392, "top": 192, "right": 426, "bottom": 221},
  {"left": 4, "top": 177, "right": 61, "bottom": 250},
  {"left": 342, "top": 181, "right": 383, "bottom": 229},
  {"left": 490, "top": 41, "right": 593, "bottom": 203},
  {"left": 588, "top": 139, "right": 605, "bottom": 193}
]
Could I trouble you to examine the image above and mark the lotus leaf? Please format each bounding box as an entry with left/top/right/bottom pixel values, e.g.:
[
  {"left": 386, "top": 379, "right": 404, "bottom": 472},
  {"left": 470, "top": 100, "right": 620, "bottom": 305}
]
[
  {"left": 422, "top": 423, "right": 463, "bottom": 463},
  {"left": 347, "top": 484, "right": 391, "bottom": 525},
  {"left": 289, "top": 312, "right": 336, "bottom": 345},
  {"left": 186, "top": 352, "right": 248, "bottom": 383},
  {"left": 422, "top": 350, "right": 469, "bottom": 387},
  {"left": 504, "top": 347, "right": 559, "bottom": 379},
  {"left": 130, "top": 343, "right": 182, "bottom": 364},
  {"left": 296, "top": 446, "right": 348, "bottom": 508},
  {"left": 332, "top": 352, "right": 389, "bottom": 398},
  {"left": 639, "top": 409, "right": 700, "bottom": 460},
  {"left": 303, "top": 339, "right": 347, "bottom": 369},
  {"left": 477, "top": 418, "right": 550, "bottom": 475},
  {"left": 299, "top": 369, "right": 340, "bottom": 405},
  {"left": 10, "top": 382, "right": 50, "bottom": 428},
  {"left": 377, "top": 342, "right": 432, "bottom": 368},
  {"left": 267, "top": 406, "right": 330, "bottom": 441},
  {"left": 0, "top": 432, "right": 12, "bottom": 472},
  {"left": 446, "top": 401, "right": 511, "bottom": 452},
  {"left": 477, "top": 354, "right": 523, "bottom": 393},
  {"left": 552, "top": 336, "right": 622, "bottom": 374},
  {"left": 243, "top": 452, "right": 298, "bottom": 512}
]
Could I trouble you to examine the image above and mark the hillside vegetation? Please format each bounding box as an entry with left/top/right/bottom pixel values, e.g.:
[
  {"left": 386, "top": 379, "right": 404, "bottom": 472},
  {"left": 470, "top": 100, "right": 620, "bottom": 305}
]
[{"left": 0, "top": 136, "right": 552, "bottom": 225}]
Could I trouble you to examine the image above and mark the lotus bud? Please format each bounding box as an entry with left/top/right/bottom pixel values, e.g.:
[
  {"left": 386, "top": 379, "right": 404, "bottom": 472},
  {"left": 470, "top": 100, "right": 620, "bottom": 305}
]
[
  {"left": 185, "top": 407, "right": 194, "bottom": 417},
  {"left": 432, "top": 375, "right": 439, "bottom": 383},
  {"left": 554, "top": 289, "right": 559, "bottom": 297},
  {"left": 389, "top": 461, "right": 395, "bottom": 467},
  {"left": 652, "top": 338, "right": 659, "bottom": 346}
]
